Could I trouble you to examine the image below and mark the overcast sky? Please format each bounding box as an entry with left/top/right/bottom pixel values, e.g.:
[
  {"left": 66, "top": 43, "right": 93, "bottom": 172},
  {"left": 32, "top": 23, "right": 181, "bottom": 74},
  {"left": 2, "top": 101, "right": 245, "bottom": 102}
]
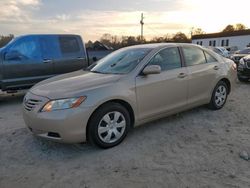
[{"left": 1, "top": 0, "right": 250, "bottom": 41}]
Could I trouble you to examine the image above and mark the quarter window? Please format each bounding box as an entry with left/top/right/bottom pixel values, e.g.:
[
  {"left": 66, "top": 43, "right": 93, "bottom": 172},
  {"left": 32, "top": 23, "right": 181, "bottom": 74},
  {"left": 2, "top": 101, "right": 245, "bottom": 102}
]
[
  {"left": 182, "top": 47, "right": 206, "bottom": 66},
  {"left": 204, "top": 51, "right": 218, "bottom": 63},
  {"left": 148, "top": 47, "right": 182, "bottom": 71}
]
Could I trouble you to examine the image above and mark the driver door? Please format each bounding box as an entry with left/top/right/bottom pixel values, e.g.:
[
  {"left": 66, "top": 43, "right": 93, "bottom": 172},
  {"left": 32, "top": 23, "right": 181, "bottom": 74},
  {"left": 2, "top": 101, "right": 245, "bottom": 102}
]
[
  {"left": 2, "top": 36, "right": 53, "bottom": 89},
  {"left": 135, "top": 47, "right": 188, "bottom": 121}
]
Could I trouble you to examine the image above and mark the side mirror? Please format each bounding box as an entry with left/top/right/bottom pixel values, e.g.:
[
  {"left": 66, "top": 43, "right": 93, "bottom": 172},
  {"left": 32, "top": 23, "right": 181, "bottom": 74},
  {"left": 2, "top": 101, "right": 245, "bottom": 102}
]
[
  {"left": 142, "top": 65, "right": 161, "bottom": 75},
  {"left": 5, "top": 51, "right": 22, "bottom": 61},
  {"left": 92, "top": 57, "right": 97, "bottom": 62}
]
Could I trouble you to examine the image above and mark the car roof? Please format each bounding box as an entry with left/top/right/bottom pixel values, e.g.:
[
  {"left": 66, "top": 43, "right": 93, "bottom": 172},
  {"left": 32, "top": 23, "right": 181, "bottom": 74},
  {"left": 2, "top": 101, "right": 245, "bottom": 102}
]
[
  {"left": 17, "top": 34, "right": 81, "bottom": 38},
  {"left": 122, "top": 43, "right": 201, "bottom": 50}
]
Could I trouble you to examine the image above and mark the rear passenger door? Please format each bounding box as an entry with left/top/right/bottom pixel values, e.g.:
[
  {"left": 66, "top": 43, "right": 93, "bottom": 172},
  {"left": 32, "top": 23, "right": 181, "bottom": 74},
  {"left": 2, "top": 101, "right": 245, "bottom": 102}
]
[
  {"left": 39, "top": 35, "right": 60, "bottom": 76},
  {"left": 181, "top": 46, "right": 220, "bottom": 106},
  {"left": 54, "top": 36, "right": 88, "bottom": 75}
]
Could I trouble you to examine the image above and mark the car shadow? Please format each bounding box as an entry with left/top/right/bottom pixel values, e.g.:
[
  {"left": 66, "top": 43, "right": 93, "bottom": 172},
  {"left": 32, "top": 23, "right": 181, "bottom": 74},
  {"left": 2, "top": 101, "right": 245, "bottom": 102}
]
[{"left": 0, "top": 91, "right": 26, "bottom": 106}]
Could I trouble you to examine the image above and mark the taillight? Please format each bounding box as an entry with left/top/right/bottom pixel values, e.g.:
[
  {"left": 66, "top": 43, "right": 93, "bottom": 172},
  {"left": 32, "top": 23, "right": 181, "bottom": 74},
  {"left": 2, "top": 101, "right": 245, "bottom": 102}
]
[{"left": 232, "top": 63, "right": 237, "bottom": 71}]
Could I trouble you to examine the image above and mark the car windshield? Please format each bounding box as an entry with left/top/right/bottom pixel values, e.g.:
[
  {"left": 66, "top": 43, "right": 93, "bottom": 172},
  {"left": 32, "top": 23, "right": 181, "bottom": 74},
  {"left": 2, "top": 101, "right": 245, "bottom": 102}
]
[
  {"left": 90, "top": 47, "right": 152, "bottom": 74},
  {"left": 238, "top": 48, "right": 250, "bottom": 54}
]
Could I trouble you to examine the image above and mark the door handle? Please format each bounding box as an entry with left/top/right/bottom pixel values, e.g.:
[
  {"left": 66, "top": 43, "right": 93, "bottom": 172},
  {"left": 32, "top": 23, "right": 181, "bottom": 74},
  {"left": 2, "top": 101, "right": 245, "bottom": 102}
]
[
  {"left": 178, "top": 73, "right": 187, "bottom": 78},
  {"left": 77, "top": 57, "right": 85, "bottom": 60},
  {"left": 43, "top": 59, "right": 52, "bottom": 63},
  {"left": 213, "top": 66, "right": 220, "bottom": 70}
]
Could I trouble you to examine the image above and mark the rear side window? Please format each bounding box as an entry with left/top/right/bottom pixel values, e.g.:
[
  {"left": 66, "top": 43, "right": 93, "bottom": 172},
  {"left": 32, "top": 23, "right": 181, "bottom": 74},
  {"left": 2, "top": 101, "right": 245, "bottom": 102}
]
[
  {"left": 148, "top": 47, "right": 182, "bottom": 71},
  {"left": 59, "top": 36, "right": 80, "bottom": 54},
  {"left": 182, "top": 46, "right": 206, "bottom": 66},
  {"left": 204, "top": 51, "right": 218, "bottom": 63},
  {"left": 39, "top": 36, "right": 60, "bottom": 59}
]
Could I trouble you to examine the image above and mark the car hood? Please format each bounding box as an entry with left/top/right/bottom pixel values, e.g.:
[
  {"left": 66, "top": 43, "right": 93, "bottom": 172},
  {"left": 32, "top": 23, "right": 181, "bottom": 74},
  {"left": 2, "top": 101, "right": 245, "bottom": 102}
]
[
  {"left": 30, "top": 70, "right": 122, "bottom": 99},
  {"left": 232, "top": 54, "right": 248, "bottom": 57}
]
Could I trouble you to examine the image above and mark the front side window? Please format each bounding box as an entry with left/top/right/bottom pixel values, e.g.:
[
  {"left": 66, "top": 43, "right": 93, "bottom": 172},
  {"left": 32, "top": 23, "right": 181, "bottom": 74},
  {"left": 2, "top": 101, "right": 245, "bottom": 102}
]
[
  {"left": 90, "top": 48, "right": 152, "bottom": 74},
  {"left": 182, "top": 46, "right": 206, "bottom": 66},
  {"left": 9, "top": 37, "right": 41, "bottom": 60},
  {"left": 148, "top": 47, "right": 181, "bottom": 71}
]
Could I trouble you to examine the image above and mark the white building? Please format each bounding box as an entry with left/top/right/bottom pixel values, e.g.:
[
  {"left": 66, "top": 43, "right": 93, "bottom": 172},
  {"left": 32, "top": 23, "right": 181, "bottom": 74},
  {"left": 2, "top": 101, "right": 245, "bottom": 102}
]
[{"left": 192, "top": 29, "right": 250, "bottom": 50}]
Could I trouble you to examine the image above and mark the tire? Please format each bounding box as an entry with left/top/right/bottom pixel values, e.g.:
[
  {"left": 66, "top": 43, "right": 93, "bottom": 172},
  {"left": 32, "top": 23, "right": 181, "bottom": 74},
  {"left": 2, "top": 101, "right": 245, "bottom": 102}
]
[
  {"left": 208, "top": 81, "right": 228, "bottom": 110},
  {"left": 87, "top": 102, "right": 130, "bottom": 148},
  {"left": 238, "top": 75, "right": 249, "bottom": 82}
]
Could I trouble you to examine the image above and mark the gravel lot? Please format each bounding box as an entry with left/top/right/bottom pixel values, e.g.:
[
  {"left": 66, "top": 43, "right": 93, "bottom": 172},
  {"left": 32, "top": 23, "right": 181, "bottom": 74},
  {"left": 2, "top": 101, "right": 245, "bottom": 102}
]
[{"left": 1, "top": 82, "right": 250, "bottom": 188}]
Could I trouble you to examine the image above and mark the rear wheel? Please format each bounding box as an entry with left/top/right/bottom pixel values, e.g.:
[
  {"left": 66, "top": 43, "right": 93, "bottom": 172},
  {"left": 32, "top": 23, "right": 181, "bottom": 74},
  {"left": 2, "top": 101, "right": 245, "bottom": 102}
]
[
  {"left": 88, "top": 103, "right": 130, "bottom": 148},
  {"left": 208, "top": 81, "right": 228, "bottom": 110}
]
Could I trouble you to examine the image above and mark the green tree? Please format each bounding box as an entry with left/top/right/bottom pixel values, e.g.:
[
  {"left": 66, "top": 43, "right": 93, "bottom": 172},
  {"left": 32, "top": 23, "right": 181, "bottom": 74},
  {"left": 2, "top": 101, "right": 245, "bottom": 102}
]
[
  {"left": 222, "top": 24, "right": 247, "bottom": 32},
  {"left": 0, "top": 34, "right": 14, "bottom": 48},
  {"left": 222, "top": 25, "right": 235, "bottom": 32},
  {"left": 235, "top": 23, "right": 246, "bottom": 31},
  {"left": 172, "top": 32, "right": 190, "bottom": 43},
  {"left": 192, "top": 28, "right": 205, "bottom": 35},
  {"left": 100, "top": 33, "right": 112, "bottom": 47}
]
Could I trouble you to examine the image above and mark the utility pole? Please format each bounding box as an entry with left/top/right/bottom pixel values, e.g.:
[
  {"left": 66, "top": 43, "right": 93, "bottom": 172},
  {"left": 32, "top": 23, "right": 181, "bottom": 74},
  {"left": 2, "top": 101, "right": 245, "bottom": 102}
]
[{"left": 140, "top": 13, "right": 144, "bottom": 42}]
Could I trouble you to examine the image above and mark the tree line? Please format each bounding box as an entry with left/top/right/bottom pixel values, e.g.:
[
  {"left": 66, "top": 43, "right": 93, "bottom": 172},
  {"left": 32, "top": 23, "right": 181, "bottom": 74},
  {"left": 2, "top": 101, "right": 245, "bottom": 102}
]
[
  {"left": 87, "top": 23, "right": 247, "bottom": 50},
  {"left": 0, "top": 23, "right": 247, "bottom": 49},
  {"left": 0, "top": 34, "right": 14, "bottom": 48},
  {"left": 86, "top": 32, "right": 191, "bottom": 50}
]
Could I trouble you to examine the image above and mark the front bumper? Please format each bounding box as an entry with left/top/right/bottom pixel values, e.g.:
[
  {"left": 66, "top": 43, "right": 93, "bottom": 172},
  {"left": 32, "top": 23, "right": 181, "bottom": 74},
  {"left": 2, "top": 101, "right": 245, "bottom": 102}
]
[
  {"left": 22, "top": 92, "right": 94, "bottom": 143},
  {"left": 237, "top": 66, "right": 250, "bottom": 79}
]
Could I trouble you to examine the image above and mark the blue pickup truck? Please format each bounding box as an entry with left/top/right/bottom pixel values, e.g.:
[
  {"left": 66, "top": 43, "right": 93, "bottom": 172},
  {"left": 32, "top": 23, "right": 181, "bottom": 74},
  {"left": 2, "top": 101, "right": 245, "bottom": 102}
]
[{"left": 0, "top": 34, "right": 111, "bottom": 92}]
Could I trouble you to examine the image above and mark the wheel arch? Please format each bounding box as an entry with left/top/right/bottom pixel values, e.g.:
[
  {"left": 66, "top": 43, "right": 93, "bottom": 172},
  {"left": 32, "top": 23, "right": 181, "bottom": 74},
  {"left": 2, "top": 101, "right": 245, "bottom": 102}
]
[
  {"left": 86, "top": 99, "right": 135, "bottom": 141},
  {"left": 219, "top": 78, "right": 231, "bottom": 94}
]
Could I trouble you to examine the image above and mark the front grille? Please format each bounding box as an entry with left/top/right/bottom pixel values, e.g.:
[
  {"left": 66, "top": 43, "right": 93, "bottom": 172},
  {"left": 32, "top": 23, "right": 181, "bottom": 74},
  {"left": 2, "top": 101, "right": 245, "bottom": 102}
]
[
  {"left": 24, "top": 98, "right": 42, "bottom": 111},
  {"left": 235, "top": 56, "right": 242, "bottom": 61},
  {"left": 246, "top": 60, "right": 250, "bottom": 69}
]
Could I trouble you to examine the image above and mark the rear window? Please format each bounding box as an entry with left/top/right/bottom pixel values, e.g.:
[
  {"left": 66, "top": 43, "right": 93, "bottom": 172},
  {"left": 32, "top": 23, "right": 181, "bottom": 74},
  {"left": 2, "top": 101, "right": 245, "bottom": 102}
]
[{"left": 59, "top": 36, "right": 80, "bottom": 54}]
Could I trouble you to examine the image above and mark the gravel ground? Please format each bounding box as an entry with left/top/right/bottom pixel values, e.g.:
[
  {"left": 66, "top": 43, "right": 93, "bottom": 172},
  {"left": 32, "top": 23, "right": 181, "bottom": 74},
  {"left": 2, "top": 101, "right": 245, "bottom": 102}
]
[{"left": 1, "top": 82, "right": 250, "bottom": 188}]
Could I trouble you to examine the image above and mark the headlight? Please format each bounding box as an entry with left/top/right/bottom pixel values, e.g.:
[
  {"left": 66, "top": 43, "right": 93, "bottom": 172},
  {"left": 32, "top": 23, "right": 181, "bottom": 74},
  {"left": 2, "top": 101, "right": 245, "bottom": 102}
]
[
  {"left": 41, "top": 96, "right": 86, "bottom": 112},
  {"left": 239, "top": 58, "right": 245, "bottom": 67}
]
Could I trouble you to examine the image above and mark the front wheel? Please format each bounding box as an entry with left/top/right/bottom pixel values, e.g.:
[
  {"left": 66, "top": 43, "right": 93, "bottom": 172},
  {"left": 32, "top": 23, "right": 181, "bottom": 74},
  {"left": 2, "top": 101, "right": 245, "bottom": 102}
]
[
  {"left": 208, "top": 81, "right": 228, "bottom": 110},
  {"left": 88, "top": 103, "right": 130, "bottom": 148}
]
